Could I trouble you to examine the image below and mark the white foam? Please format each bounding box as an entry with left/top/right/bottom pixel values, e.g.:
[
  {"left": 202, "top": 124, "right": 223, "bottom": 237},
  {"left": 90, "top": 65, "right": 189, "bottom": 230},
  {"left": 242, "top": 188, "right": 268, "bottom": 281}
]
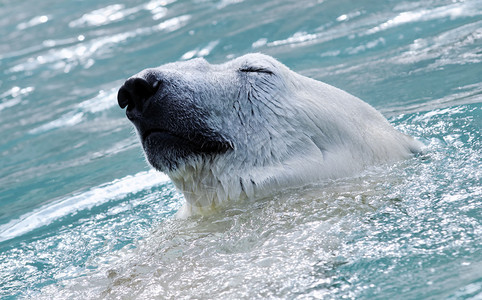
[
  {"left": 29, "top": 111, "right": 84, "bottom": 134},
  {"left": 0, "top": 170, "right": 169, "bottom": 243},
  {"left": 76, "top": 88, "right": 118, "bottom": 114},
  {"left": 251, "top": 38, "right": 268, "bottom": 49},
  {"left": 268, "top": 31, "right": 319, "bottom": 47},
  {"left": 366, "top": 2, "right": 480, "bottom": 35},
  {"left": 392, "top": 20, "right": 482, "bottom": 70},
  {"left": 0, "top": 86, "right": 34, "bottom": 112},
  {"left": 16, "top": 15, "right": 49, "bottom": 30},
  {"left": 69, "top": 4, "right": 144, "bottom": 28},
  {"left": 28, "top": 87, "right": 118, "bottom": 134},
  {"left": 68, "top": 1, "right": 178, "bottom": 27},
  {"left": 181, "top": 40, "right": 219, "bottom": 60},
  {"left": 8, "top": 15, "right": 191, "bottom": 74}
]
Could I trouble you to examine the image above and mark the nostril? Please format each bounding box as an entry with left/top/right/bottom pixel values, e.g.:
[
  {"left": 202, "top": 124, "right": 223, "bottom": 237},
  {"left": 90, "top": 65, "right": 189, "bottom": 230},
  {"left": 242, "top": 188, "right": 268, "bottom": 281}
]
[
  {"left": 117, "top": 87, "right": 130, "bottom": 109},
  {"left": 130, "top": 77, "right": 155, "bottom": 99},
  {"left": 117, "top": 77, "right": 161, "bottom": 110}
]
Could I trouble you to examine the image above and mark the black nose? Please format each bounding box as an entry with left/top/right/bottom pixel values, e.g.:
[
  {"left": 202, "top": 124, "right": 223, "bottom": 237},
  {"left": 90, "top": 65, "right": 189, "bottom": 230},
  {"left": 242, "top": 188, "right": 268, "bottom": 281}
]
[{"left": 117, "top": 77, "right": 160, "bottom": 110}]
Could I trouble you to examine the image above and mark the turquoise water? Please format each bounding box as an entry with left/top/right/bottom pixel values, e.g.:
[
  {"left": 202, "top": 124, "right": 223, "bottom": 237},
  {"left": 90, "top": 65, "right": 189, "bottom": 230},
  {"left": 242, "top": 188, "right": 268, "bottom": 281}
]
[{"left": 1, "top": 0, "right": 481, "bottom": 298}]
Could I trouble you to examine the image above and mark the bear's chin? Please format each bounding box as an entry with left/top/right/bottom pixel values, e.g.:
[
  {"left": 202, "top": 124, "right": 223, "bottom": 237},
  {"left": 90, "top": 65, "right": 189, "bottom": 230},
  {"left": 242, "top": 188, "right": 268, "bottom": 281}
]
[{"left": 142, "top": 131, "right": 232, "bottom": 172}]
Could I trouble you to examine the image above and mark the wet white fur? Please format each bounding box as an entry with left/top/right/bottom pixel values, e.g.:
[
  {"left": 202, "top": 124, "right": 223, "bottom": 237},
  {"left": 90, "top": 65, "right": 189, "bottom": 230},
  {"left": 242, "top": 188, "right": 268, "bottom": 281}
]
[{"left": 138, "top": 54, "right": 422, "bottom": 216}]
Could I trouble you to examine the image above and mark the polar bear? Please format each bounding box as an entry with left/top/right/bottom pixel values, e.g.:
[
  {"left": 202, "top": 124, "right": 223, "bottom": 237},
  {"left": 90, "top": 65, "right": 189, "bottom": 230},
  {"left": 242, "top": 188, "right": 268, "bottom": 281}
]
[{"left": 118, "top": 53, "right": 421, "bottom": 215}]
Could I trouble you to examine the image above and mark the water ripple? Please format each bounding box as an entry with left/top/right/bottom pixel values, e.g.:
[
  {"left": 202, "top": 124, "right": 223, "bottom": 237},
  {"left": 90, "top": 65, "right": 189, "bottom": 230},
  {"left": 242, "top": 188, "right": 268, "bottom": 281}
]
[
  {"left": 365, "top": 1, "right": 481, "bottom": 35},
  {"left": 0, "top": 170, "right": 168, "bottom": 243},
  {"left": 1, "top": 0, "right": 481, "bottom": 299},
  {"left": 7, "top": 14, "right": 191, "bottom": 75}
]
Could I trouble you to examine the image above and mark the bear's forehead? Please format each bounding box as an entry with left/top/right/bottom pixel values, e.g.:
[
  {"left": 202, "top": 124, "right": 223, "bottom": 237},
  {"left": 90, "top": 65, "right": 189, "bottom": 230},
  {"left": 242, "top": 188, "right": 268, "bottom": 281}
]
[
  {"left": 155, "top": 53, "right": 279, "bottom": 72},
  {"left": 225, "top": 53, "right": 280, "bottom": 70}
]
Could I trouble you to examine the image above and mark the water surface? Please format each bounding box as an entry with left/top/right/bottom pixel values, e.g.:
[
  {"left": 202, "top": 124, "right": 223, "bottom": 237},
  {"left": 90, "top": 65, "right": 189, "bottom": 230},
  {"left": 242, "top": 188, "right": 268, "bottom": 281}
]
[{"left": 0, "top": 0, "right": 481, "bottom": 299}]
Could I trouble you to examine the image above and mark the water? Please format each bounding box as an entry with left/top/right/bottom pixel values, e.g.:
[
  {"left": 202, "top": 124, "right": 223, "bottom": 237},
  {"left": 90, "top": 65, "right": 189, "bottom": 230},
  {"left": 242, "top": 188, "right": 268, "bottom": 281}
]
[{"left": 0, "top": 0, "right": 481, "bottom": 298}]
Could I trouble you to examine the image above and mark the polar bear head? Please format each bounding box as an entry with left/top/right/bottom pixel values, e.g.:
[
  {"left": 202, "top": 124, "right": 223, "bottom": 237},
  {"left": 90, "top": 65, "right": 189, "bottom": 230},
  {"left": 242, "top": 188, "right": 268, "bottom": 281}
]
[{"left": 118, "top": 53, "right": 420, "bottom": 215}]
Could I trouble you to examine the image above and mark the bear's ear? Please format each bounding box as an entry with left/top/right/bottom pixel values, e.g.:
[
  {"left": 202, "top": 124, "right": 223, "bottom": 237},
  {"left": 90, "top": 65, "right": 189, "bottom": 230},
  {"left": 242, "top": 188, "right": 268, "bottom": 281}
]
[{"left": 239, "top": 66, "right": 273, "bottom": 75}]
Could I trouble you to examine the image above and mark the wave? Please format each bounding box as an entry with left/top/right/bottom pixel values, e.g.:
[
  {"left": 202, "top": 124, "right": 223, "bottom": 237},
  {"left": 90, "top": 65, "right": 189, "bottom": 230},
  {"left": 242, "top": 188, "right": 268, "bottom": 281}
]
[{"left": 0, "top": 170, "right": 169, "bottom": 243}]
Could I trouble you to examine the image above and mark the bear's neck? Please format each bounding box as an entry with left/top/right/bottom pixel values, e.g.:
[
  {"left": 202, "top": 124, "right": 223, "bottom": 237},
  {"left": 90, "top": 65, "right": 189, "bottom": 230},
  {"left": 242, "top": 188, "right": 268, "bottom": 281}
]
[{"left": 167, "top": 161, "right": 250, "bottom": 216}]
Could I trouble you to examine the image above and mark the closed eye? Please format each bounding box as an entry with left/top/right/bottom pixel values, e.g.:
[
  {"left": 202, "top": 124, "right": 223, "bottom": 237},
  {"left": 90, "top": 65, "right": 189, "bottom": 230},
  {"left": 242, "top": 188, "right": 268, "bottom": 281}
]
[{"left": 239, "top": 66, "right": 273, "bottom": 75}]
